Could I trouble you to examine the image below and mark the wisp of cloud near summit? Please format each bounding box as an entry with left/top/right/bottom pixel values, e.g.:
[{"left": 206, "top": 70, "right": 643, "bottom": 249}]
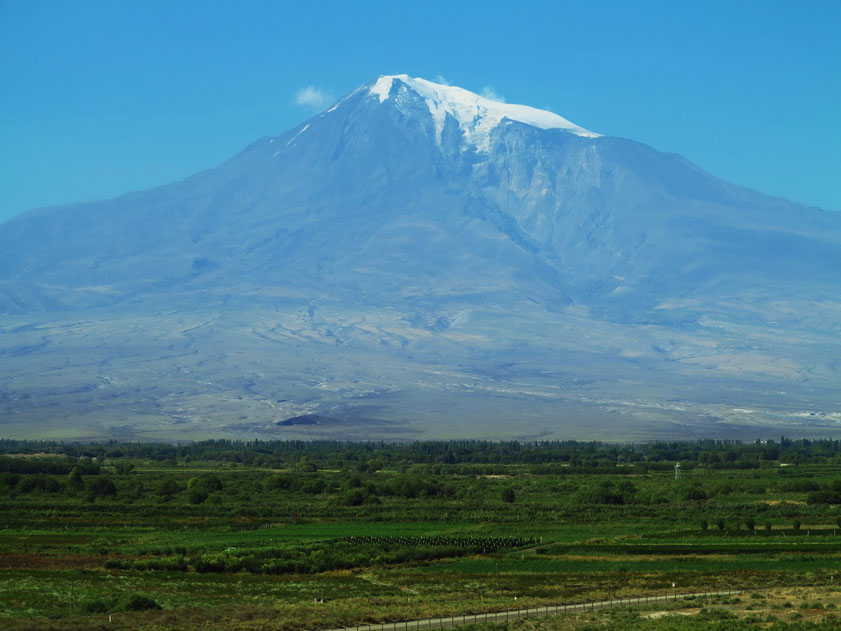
[{"left": 294, "top": 85, "right": 333, "bottom": 110}]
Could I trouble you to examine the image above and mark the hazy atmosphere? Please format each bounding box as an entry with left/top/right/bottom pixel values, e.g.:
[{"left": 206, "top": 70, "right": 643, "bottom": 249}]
[
  {"left": 3, "top": 3, "right": 841, "bottom": 631},
  {"left": 1, "top": 0, "right": 840, "bottom": 443}
]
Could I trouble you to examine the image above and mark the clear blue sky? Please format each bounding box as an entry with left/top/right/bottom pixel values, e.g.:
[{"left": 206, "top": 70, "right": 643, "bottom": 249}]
[{"left": 1, "top": 0, "right": 839, "bottom": 222}]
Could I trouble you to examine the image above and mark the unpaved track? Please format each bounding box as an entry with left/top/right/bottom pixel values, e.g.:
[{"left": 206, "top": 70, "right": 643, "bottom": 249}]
[{"left": 321, "top": 588, "right": 743, "bottom": 631}]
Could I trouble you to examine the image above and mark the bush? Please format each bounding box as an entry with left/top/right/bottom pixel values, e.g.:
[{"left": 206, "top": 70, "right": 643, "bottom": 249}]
[
  {"left": 15, "top": 474, "right": 62, "bottom": 494},
  {"left": 67, "top": 467, "right": 84, "bottom": 489},
  {"left": 344, "top": 489, "right": 365, "bottom": 506},
  {"left": 807, "top": 490, "right": 841, "bottom": 504},
  {"left": 114, "top": 462, "right": 135, "bottom": 475},
  {"left": 683, "top": 485, "right": 707, "bottom": 501},
  {"left": 80, "top": 598, "right": 111, "bottom": 613},
  {"left": 265, "top": 473, "right": 296, "bottom": 491},
  {"left": 188, "top": 487, "right": 209, "bottom": 504},
  {"left": 79, "top": 593, "right": 161, "bottom": 613},
  {"left": 157, "top": 478, "right": 181, "bottom": 498},
  {"left": 116, "top": 593, "right": 162, "bottom": 612},
  {"left": 88, "top": 476, "right": 117, "bottom": 497},
  {"left": 302, "top": 478, "right": 326, "bottom": 495}
]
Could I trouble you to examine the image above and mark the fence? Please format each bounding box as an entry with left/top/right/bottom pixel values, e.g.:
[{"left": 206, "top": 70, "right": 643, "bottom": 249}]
[{"left": 323, "top": 588, "right": 746, "bottom": 631}]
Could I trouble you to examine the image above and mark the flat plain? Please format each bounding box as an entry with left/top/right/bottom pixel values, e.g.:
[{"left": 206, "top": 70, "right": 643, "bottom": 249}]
[{"left": 4, "top": 440, "right": 841, "bottom": 629}]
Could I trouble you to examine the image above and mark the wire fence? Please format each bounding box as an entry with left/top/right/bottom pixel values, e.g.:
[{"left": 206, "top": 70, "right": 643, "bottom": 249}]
[{"left": 324, "top": 588, "right": 747, "bottom": 631}]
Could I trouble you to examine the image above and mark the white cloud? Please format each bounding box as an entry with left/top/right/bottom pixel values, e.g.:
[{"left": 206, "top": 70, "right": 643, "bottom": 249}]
[
  {"left": 480, "top": 85, "right": 506, "bottom": 102},
  {"left": 434, "top": 74, "right": 450, "bottom": 86},
  {"left": 294, "top": 85, "right": 333, "bottom": 110}
]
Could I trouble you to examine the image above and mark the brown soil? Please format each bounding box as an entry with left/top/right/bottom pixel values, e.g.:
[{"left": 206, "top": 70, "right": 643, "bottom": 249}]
[{"left": 0, "top": 553, "right": 104, "bottom": 569}]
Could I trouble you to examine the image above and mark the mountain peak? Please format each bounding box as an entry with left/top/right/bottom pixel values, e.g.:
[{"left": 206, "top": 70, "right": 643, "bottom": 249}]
[{"left": 367, "top": 74, "right": 599, "bottom": 151}]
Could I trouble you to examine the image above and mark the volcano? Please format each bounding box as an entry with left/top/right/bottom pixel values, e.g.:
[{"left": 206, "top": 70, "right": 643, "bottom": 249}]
[{"left": 1, "top": 75, "right": 839, "bottom": 441}]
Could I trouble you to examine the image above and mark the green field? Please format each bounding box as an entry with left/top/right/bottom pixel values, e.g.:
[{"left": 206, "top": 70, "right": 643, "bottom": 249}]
[{"left": 3, "top": 438, "right": 841, "bottom": 629}]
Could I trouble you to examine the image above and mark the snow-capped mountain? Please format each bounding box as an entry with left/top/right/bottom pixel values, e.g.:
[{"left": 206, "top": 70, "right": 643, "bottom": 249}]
[
  {"left": 1, "top": 75, "right": 839, "bottom": 441},
  {"left": 367, "top": 74, "right": 599, "bottom": 150}
]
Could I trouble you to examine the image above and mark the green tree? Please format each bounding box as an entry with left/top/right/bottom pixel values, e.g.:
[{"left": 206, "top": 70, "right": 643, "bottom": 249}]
[
  {"left": 501, "top": 487, "right": 516, "bottom": 503},
  {"left": 87, "top": 476, "right": 117, "bottom": 497},
  {"left": 157, "top": 478, "right": 180, "bottom": 499},
  {"left": 188, "top": 487, "right": 209, "bottom": 504},
  {"left": 344, "top": 489, "right": 365, "bottom": 506},
  {"left": 297, "top": 456, "right": 317, "bottom": 472},
  {"left": 115, "top": 462, "right": 135, "bottom": 475},
  {"left": 67, "top": 466, "right": 84, "bottom": 489},
  {"left": 683, "top": 485, "right": 708, "bottom": 501}
]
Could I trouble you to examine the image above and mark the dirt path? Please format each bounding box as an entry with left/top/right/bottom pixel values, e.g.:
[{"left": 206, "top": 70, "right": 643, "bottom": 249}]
[{"left": 320, "top": 588, "right": 743, "bottom": 631}]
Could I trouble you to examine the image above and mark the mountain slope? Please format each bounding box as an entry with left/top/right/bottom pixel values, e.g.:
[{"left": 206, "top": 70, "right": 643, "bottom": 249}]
[{"left": 0, "top": 75, "right": 839, "bottom": 441}]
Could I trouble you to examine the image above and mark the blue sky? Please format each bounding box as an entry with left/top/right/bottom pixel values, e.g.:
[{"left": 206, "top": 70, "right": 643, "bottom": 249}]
[{"left": 1, "top": 0, "right": 839, "bottom": 222}]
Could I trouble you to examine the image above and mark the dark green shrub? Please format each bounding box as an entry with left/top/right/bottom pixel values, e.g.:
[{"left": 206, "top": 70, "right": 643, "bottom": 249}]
[
  {"left": 67, "top": 467, "right": 84, "bottom": 489},
  {"left": 88, "top": 476, "right": 117, "bottom": 497},
  {"left": 683, "top": 485, "right": 707, "bottom": 501},
  {"left": 344, "top": 489, "right": 365, "bottom": 506},
  {"left": 115, "top": 594, "right": 161, "bottom": 612},
  {"left": 157, "top": 478, "right": 180, "bottom": 498},
  {"left": 188, "top": 487, "right": 209, "bottom": 504},
  {"left": 15, "top": 474, "right": 62, "bottom": 494},
  {"left": 81, "top": 598, "right": 112, "bottom": 613}
]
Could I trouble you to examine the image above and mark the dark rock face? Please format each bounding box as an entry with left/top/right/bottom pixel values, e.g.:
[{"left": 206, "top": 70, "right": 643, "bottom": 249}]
[{"left": 0, "top": 75, "right": 839, "bottom": 441}]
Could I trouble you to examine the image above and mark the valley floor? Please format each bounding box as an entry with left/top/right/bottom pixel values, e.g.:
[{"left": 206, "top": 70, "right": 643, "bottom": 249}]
[{"left": 3, "top": 439, "right": 841, "bottom": 629}]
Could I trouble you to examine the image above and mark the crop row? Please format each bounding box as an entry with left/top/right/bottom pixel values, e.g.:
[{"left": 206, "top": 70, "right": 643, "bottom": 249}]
[
  {"left": 539, "top": 542, "right": 841, "bottom": 556},
  {"left": 105, "top": 535, "right": 535, "bottom": 574}
]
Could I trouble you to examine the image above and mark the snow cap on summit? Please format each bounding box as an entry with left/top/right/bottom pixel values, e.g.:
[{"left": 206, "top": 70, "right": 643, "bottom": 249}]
[{"left": 368, "top": 74, "right": 599, "bottom": 151}]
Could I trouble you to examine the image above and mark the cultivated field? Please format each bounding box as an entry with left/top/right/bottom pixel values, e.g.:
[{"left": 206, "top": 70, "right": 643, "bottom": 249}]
[{"left": 3, "top": 439, "right": 841, "bottom": 630}]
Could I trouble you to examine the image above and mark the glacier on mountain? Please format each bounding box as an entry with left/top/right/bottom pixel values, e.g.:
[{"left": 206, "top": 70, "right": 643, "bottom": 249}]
[{"left": 368, "top": 74, "right": 600, "bottom": 151}]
